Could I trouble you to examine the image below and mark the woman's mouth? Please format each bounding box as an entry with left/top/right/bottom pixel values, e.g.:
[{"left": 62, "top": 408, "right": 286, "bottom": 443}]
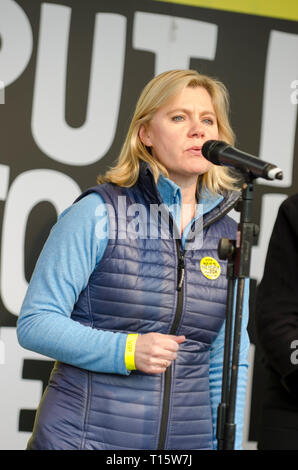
[{"left": 186, "top": 146, "right": 202, "bottom": 155}]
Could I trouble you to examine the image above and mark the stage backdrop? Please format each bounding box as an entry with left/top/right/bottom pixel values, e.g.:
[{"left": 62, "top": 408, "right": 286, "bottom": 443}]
[{"left": 0, "top": 0, "right": 297, "bottom": 450}]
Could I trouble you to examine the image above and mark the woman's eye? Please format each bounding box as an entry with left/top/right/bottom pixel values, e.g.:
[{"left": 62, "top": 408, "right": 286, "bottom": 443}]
[
  {"left": 172, "top": 115, "right": 184, "bottom": 122},
  {"left": 203, "top": 118, "right": 214, "bottom": 125}
]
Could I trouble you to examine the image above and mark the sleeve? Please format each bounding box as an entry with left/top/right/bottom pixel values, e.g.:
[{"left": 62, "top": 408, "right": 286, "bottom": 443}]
[
  {"left": 17, "top": 192, "right": 130, "bottom": 375},
  {"left": 209, "top": 278, "right": 250, "bottom": 450},
  {"left": 256, "top": 195, "right": 298, "bottom": 394}
]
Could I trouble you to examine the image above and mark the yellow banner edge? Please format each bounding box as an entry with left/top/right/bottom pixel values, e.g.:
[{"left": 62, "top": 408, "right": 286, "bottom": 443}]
[{"left": 153, "top": 0, "right": 298, "bottom": 22}]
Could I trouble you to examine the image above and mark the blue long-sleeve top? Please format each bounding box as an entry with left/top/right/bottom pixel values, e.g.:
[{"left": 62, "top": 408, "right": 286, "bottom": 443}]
[{"left": 17, "top": 175, "right": 249, "bottom": 449}]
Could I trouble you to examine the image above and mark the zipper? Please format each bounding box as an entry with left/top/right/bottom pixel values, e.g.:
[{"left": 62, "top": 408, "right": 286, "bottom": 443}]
[
  {"left": 202, "top": 194, "right": 240, "bottom": 231},
  {"left": 156, "top": 193, "right": 239, "bottom": 449},
  {"left": 157, "top": 239, "right": 185, "bottom": 450}
]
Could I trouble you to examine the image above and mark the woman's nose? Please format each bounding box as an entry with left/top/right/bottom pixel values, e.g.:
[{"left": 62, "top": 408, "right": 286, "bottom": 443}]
[{"left": 188, "top": 120, "right": 205, "bottom": 137}]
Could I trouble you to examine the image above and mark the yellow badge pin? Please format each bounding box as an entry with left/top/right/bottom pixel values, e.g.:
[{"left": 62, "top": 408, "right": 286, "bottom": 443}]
[{"left": 200, "top": 257, "right": 221, "bottom": 280}]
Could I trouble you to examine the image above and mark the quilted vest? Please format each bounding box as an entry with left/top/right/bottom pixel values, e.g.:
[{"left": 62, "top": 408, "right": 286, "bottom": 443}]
[{"left": 28, "top": 162, "right": 239, "bottom": 450}]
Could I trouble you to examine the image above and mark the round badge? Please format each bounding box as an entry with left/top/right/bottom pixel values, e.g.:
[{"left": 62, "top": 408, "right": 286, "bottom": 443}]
[{"left": 200, "top": 257, "right": 221, "bottom": 280}]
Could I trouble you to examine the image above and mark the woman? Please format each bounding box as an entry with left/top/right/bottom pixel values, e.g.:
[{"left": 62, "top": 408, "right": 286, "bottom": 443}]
[{"left": 17, "top": 69, "right": 249, "bottom": 450}]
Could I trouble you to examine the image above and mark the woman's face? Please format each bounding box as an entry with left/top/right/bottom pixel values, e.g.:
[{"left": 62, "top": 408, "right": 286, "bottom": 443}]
[{"left": 140, "top": 86, "right": 219, "bottom": 186}]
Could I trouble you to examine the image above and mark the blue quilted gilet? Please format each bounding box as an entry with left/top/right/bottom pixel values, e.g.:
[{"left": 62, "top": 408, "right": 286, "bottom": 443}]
[{"left": 28, "top": 163, "right": 239, "bottom": 450}]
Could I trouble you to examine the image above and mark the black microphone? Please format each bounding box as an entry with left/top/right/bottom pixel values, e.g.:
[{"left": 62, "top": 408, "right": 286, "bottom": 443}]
[{"left": 202, "top": 140, "right": 283, "bottom": 181}]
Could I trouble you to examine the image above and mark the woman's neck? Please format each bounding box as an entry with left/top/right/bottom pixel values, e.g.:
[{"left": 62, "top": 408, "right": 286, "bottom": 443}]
[
  {"left": 171, "top": 178, "right": 198, "bottom": 234},
  {"left": 168, "top": 174, "right": 198, "bottom": 205}
]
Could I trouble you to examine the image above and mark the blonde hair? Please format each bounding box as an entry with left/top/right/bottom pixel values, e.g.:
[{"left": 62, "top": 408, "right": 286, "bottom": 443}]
[{"left": 97, "top": 69, "right": 239, "bottom": 194}]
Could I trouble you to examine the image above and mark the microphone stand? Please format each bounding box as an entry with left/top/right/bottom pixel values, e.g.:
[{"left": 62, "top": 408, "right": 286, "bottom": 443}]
[{"left": 216, "top": 172, "right": 258, "bottom": 450}]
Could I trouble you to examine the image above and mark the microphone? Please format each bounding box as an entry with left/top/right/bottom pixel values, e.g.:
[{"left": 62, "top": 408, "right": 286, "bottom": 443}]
[{"left": 202, "top": 140, "right": 283, "bottom": 181}]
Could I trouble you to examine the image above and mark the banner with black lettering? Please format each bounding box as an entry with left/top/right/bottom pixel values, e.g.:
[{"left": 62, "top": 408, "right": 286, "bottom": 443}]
[{"left": 0, "top": 0, "right": 297, "bottom": 449}]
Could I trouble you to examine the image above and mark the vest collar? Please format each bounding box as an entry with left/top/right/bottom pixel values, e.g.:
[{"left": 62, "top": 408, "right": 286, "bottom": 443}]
[{"left": 137, "top": 160, "right": 240, "bottom": 225}]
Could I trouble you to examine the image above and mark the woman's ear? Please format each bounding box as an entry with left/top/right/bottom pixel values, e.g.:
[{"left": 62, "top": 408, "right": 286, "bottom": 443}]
[{"left": 139, "top": 124, "right": 152, "bottom": 147}]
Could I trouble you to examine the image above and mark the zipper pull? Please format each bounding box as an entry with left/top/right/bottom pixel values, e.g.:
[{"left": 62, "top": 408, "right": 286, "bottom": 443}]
[{"left": 177, "top": 252, "right": 185, "bottom": 291}]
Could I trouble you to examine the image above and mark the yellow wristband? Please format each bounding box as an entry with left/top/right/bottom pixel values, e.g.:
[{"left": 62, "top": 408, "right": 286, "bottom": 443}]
[{"left": 125, "top": 334, "right": 139, "bottom": 370}]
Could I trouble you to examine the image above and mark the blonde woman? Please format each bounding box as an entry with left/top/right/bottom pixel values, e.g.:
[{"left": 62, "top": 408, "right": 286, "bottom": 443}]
[{"left": 17, "top": 69, "right": 249, "bottom": 450}]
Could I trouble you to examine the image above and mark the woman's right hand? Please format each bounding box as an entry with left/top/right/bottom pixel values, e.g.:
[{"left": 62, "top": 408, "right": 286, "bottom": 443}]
[{"left": 134, "top": 332, "right": 185, "bottom": 374}]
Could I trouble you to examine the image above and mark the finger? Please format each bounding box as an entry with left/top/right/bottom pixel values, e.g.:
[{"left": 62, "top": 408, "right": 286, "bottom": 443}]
[
  {"left": 161, "top": 336, "right": 185, "bottom": 352},
  {"left": 144, "top": 361, "right": 167, "bottom": 374},
  {"left": 172, "top": 335, "right": 186, "bottom": 344},
  {"left": 149, "top": 344, "right": 174, "bottom": 359},
  {"left": 151, "top": 356, "right": 173, "bottom": 370},
  {"left": 154, "top": 365, "right": 167, "bottom": 374},
  {"left": 153, "top": 360, "right": 170, "bottom": 373},
  {"left": 162, "top": 359, "right": 171, "bottom": 368},
  {"left": 158, "top": 351, "right": 177, "bottom": 361}
]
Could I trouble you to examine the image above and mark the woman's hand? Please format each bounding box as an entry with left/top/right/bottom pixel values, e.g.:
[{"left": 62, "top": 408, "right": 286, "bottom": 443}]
[{"left": 134, "top": 332, "right": 185, "bottom": 374}]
